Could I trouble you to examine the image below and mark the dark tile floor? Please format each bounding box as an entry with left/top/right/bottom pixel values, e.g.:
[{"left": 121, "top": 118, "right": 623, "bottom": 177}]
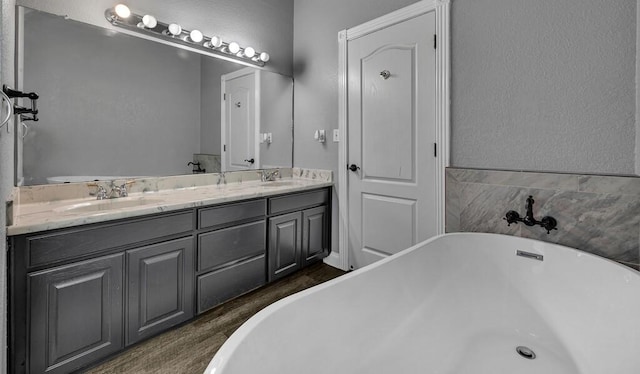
[{"left": 84, "top": 263, "right": 346, "bottom": 374}]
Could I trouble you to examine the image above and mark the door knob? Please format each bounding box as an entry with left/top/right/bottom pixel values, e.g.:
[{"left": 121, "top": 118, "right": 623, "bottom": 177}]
[
  {"left": 348, "top": 164, "right": 360, "bottom": 172},
  {"left": 244, "top": 158, "right": 255, "bottom": 164}
]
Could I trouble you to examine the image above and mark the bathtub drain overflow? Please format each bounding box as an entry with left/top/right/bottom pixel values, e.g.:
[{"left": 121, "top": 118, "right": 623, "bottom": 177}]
[{"left": 516, "top": 346, "right": 536, "bottom": 360}]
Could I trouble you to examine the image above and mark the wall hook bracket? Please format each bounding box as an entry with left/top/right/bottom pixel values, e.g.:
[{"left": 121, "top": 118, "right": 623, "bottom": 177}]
[{"left": 3, "top": 85, "right": 39, "bottom": 122}]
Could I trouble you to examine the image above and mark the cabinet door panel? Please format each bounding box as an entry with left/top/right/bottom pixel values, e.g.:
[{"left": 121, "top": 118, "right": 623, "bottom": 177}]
[
  {"left": 28, "top": 254, "right": 123, "bottom": 374},
  {"left": 303, "top": 206, "right": 329, "bottom": 265},
  {"left": 268, "top": 212, "right": 302, "bottom": 282},
  {"left": 126, "top": 237, "right": 194, "bottom": 345}
]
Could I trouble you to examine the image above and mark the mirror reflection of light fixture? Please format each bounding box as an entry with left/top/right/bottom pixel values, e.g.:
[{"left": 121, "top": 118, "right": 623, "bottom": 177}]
[{"left": 104, "top": 4, "right": 269, "bottom": 67}]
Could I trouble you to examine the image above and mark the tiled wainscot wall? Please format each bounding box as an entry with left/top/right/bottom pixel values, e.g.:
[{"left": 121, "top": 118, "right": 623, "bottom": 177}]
[{"left": 446, "top": 168, "right": 640, "bottom": 269}]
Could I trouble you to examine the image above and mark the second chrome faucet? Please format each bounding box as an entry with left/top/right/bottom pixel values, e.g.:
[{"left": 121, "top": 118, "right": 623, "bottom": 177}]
[{"left": 92, "top": 181, "right": 131, "bottom": 200}]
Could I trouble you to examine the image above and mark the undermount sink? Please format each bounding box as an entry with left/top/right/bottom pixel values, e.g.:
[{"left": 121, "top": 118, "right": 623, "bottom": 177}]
[{"left": 55, "top": 198, "right": 164, "bottom": 213}]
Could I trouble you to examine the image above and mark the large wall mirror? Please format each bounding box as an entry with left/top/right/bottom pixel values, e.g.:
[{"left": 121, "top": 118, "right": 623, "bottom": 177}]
[{"left": 15, "top": 7, "right": 293, "bottom": 186}]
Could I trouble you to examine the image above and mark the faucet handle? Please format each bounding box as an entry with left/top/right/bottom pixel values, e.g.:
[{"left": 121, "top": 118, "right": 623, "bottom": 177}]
[
  {"left": 91, "top": 185, "right": 108, "bottom": 200},
  {"left": 503, "top": 210, "right": 520, "bottom": 226},
  {"left": 118, "top": 183, "right": 128, "bottom": 197},
  {"left": 540, "top": 216, "right": 558, "bottom": 234}
]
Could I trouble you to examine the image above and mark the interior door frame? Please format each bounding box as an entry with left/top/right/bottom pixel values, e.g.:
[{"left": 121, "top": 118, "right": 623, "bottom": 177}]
[
  {"left": 221, "top": 67, "right": 261, "bottom": 171},
  {"left": 332, "top": 0, "right": 450, "bottom": 271}
]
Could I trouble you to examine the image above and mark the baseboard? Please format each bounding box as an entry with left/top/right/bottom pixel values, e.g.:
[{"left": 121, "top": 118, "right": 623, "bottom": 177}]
[{"left": 323, "top": 251, "right": 344, "bottom": 270}]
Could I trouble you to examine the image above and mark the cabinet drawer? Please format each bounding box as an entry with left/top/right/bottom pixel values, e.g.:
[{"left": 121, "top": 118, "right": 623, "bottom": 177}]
[
  {"left": 26, "top": 211, "right": 194, "bottom": 268},
  {"left": 198, "top": 220, "right": 266, "bottom": 272},
  {"left": 268, "top": 189, "right": 329, "bottom": 215},
  {"left": 198, "top": 199, "right": 266, "bottom": 229},
  {"left": 197, "top": 255, "right": 266, "bottom": 314}
]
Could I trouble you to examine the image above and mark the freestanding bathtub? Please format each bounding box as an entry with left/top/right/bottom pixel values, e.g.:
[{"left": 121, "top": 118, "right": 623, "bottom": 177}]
[{"left": 204, "top": 233, "right": 640, "bottom": 374}]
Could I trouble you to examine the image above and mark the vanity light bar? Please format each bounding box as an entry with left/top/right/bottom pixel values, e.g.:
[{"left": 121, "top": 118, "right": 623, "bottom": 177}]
[{"left": 104, "top": 4, "right": 269, "bottom": 67}]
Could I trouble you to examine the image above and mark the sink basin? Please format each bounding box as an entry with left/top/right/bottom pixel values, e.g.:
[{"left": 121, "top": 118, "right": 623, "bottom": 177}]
[{"left": 56, "top": 198, "right": 164, "bottom": 213}]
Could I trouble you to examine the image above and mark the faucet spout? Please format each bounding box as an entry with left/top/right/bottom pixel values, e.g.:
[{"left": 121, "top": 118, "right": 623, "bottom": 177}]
[{"left": 523, "top": 196, "right": 536, "bottom": 226}]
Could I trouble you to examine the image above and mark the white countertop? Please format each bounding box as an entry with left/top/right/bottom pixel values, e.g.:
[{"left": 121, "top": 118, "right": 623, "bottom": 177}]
[{"left": 8, "top": 178, "right": 332, "bottom": 236}]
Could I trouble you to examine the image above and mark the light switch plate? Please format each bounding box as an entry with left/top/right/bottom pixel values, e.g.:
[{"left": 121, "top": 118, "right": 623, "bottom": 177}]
[{"left": 333, "top": 129, "right": 340, "bottom": 142}]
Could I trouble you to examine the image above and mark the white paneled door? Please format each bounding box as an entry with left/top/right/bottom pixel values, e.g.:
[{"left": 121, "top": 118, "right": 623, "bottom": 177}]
[
  {"left": 222, "top": 69, "right": 257, "bottom": 171},
  {"left": 348, "top": 11, "right": 438, "bottom": 269}
]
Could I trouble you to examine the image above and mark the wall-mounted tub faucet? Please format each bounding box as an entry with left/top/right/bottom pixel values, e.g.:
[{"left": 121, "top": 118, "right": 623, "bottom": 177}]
[
  {"left": 188, "top": 161, "right": 206, "bottom": 174},
  {"left": 504, "top": 195, "right": 558, "bottom": 234}
]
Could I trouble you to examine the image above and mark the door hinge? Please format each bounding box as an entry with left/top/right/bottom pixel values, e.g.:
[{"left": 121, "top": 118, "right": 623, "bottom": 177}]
[
  {"left": 223, "top": 93, "right": 226, "bottom": 100},
  {"left": 434, "top": 34, "right": 437, "bottom": 49},
  {"left": 434, "top": 143, "right": 437, "bottom": 157},
  {"left": 223, "top": 144, "right": 226, "bottom": 152}
]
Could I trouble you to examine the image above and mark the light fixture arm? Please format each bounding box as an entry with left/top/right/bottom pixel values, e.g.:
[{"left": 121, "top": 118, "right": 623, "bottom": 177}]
[{"left": 104, "top": 5, "right": 269, "bottom": 67}]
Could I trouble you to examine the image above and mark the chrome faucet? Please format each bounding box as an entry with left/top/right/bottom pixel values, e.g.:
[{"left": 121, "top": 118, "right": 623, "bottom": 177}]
[
  {"left": 260, "top": 169, "right": 279, "bottom": 182},
  {"left": 95, "top": 185, "right": 109, "bottom": 200},
  {"left": 108, "top": 181, "right": 128, "bottom": 198},
  {"left": 217, "top": 172, "right": 226, "bottom": 185}
]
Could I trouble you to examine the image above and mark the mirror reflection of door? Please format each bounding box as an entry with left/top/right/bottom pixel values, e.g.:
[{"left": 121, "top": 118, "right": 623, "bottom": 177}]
[{"left": 222, "top": 68, "right": 258, "bottom": 171}]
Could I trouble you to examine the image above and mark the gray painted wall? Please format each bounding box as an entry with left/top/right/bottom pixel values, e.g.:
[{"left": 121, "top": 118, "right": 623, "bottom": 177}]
[
  {"left": 451, "top": 0, "right": 636, "bottom": 175},
  {"left": 23, "top": 10, "right": 202, "bottom": 184},
  {"left": 17, "top": 0, "right": 294, "bottom": 76},
  {"left": 259, "top": 71, "right": 293, "bottom": 168},
  {"left": 1, "top": 1, "right": 16, "bottom": 371},
  {"left": 637, "top": 1, "right": 640, "bottom": 176}
]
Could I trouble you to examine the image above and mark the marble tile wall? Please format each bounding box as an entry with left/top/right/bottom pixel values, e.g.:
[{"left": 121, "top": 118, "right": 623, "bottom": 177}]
[
  {"left": 193, "top": 154, "right": 221, "bottom": 174},
  {"left": 446, "top": 168, "right": 640, "bottom": 269}
]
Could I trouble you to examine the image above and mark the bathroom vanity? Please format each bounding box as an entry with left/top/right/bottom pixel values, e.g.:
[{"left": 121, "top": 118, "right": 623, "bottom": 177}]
[{"left": 7, "top": 172, "right": 331, "bottom": 374}]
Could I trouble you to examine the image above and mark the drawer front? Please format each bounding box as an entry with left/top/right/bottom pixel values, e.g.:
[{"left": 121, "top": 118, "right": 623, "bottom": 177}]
[
  {"left": 198, "top": 220, "right": 266, "bottom": 272},
  {"left": 198, "top": 199, "right": 266, "bottom": 229},
  {"left": 27, "top": 211, "right": 194, "bottom": 268},
  {"left": 197, "top": 255, "right": 266, "bottom": 314},
  {"left": 268, "top": 189, "right": 329, "bottom": 215}
]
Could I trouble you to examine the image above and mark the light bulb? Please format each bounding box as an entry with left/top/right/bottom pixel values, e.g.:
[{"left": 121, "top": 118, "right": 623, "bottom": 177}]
[
  {"left": 244, "top": 47, "right": 255, "bottom": 58},
  {"left": 142, "top": 15, "right": 157, "bottom": 28},
  {"left": 228, "top": 42, "right": 240, "bottom": 54},
  {"left": 189, "top": 30, "right": 204, "bottom": 43},
  {"left": 114, "top": 4, "right": 131, "bottom": 18},
  {"left": 208, "top": 36, "right": 223, "bottom": 48},
  {"left": 168, "top": 23, "right": 182, "bottom": 36},
  {"left": 259, "top": 52, "right": 270, "bottom": 62}
]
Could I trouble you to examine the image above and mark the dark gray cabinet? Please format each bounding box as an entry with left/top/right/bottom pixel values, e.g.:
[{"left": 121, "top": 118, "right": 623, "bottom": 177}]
[
  {"left": 268, "top": 212, "right": 302, "bottom": 281},
  {"left": 126, "top": 237, "right": 194, "bottom": 345},
  {"left": 302, "top": 205, "right": 329, "bottom": 266},
  {"left": 196, "top": 209, "right": 267, "bottom": 314},
  {"left": 9, "top": 187, "right": 330, "bottom": 373},
  {"left": 28, "top": 253, "right": 124, "bottom": 374},
  {"left": 268, "top": 189, "right": 330, "bottom": 282}
]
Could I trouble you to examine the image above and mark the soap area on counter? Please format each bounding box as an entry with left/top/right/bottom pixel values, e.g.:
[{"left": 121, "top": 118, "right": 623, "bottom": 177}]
[{"left": 7, "top": 167, "right": 332, "bottom": 374}]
